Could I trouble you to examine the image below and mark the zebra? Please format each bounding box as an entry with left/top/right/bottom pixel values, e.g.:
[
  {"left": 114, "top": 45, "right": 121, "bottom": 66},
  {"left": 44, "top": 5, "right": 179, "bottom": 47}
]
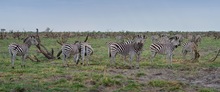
[
  {"left": 108, "top": 35, "right": 146, "bottom": 68},
  {"left": 8, "top": 35, "right": 39, "bottom": 69},
  {"left": 60, "top": 41, "right": 81, "bottom": 67},
  {"left": 79, "top": 42, "right": 94, "bottom": 65},
  {"left": 150, "top": 36, "right": 180, "bottom": 66},
  {"left": 57, "top": 36, "right": 94, "bottom": 66},
  {"left": 182, "top": 35, "right": 200, "bottom": 61}
]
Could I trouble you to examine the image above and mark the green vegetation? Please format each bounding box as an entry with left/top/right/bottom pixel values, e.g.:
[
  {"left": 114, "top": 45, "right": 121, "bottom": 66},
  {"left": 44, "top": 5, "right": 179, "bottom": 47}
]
[{"left": 0, "top": 33, "right": 220, "bottom": 92}]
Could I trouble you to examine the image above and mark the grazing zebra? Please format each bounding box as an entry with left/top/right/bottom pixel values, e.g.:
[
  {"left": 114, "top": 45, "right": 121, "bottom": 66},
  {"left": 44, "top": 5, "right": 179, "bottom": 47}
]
[
  {"left": 61, "top": 41, "right": 81, "bottom": 66},
  {"left": 8, "top": 35, "right": 39, "bottom": 69},
  {"left": 182, "top": 35, "right": 200, "bottom": 61},
  {"left": 79, "top": 42, "right": 94, "bottom": 65},
  {"left": 108, "top": 35, "right": 146, "bottom": 68},
  {"left": 150, "top": 36, "right": 180, "bottom": 66}
]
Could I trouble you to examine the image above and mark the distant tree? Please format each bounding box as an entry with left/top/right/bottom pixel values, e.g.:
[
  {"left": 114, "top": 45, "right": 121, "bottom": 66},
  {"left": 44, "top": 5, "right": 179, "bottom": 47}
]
[{"left": 45, "top": 27, "right": 51, "bottom": 32}]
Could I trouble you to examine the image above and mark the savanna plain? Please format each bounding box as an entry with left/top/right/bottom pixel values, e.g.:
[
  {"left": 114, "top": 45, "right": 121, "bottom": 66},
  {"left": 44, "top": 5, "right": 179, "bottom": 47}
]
[{"left": 0, "top": 32, "right": 220, "bottom": 92}]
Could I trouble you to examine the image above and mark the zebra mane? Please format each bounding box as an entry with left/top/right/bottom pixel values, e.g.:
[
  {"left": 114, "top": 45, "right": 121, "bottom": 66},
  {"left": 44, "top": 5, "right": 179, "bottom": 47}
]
[
  {"left": 23, "top": 36, "right": 31, "bottom": 43},
  {"left": 23, "top": 35, "right": 35, "bottom": 43},
  {"left": 122, "top": 39, "right": 133, "bottom": 44}
]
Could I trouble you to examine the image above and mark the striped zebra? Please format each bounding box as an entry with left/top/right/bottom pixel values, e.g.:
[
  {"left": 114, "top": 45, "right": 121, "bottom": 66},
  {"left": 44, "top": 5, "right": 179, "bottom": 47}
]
[
  {"left": 108, "top": 35, "right": 146, "bottom": 68},
  {"left": 60, "top": 41, "right": 81, "bottom": 67},
  {"left": 8, "top": 35, "right": 39, "bottom": 69},
  {"left": 182, "top": 35, "right": 200, "bottom": 61},
  {"left": 150, "top": 36, "right": 180, "bottom": 66},
  {"left": 79, "top": 42, "right": 94, "bottom": 65},
  {"left": 57, "top": 36, "right": 94, "bottom": 66}
]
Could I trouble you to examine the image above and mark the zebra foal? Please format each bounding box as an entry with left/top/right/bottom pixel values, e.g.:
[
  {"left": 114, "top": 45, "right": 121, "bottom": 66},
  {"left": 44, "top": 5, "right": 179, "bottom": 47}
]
[
  {"left": 8, "top": 35, "right": 39, "bottom": 69},
  {"left": 108, "top": 35, "right": 146, "bottom": 68},
  {"left": 150, "top": 36, "right": 180, "bottom": 66}
]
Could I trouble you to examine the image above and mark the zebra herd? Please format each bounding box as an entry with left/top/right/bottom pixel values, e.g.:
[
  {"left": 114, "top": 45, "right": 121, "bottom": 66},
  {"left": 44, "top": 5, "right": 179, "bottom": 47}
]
[{"left": 8, "top": 34, "right": 201, "bottom": 69}]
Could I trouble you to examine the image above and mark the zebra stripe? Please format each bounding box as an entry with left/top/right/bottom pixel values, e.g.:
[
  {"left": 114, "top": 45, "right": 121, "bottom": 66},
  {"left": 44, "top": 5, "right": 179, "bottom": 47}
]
[{"left": 10, "top": 44, "right": 23, "bottom": 53}]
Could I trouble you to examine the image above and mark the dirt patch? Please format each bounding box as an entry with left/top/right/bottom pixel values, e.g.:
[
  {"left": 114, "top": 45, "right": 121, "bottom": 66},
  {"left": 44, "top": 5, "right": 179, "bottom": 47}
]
[{"left": 106, "top": 67, "right": 220, "bottom": 91}]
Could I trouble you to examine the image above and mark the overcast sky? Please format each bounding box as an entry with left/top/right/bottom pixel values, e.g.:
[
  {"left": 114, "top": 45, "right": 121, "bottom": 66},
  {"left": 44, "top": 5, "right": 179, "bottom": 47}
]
[{"left": 1, "top": 0, "right": 220, "bottom": 32}]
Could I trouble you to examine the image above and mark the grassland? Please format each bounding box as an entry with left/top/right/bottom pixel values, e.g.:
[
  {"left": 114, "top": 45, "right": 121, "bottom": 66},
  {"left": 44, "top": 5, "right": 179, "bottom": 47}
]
[{"left": 0, "top": 35, "right": 220, "bottom": 92}]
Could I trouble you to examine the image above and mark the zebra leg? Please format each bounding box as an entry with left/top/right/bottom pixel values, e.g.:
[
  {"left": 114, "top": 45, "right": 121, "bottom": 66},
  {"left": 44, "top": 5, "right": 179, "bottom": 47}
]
[
  {"left": 190, "top": 51, "right": 196, "bottom": 61},
  {"left": 81, "top": 53, "right": 85, "bottom": 65},
  {"left": 11, "top": 53, "right": 15, "bottom": 69},
  {"left": 150, "top": 52, "right": 157, "bottom": 64},
  {"left": 110, "top": 53, "right": 116, "bottom": 65},
  {"left": 21, "top": 55, "right": 26, "bottom": 68},
  {"left": 62, "top": 54, "right": 67, "bottom": 67},
  {"left": 74, "top": 54, "right": 80, "bottom": 65},
  {"left": 182, "top": 50, "right": 187, "bottom": 60},
  {"left": 129, "top": 53, "right": 135, "bottom": 68},
  {"left": 167, "top": 54, "right": 173, "bottom": 67}
]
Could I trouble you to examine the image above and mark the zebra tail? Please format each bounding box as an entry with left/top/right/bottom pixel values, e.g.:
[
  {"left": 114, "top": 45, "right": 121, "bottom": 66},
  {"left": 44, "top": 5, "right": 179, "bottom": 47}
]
[
  {"left": 57, "top": 50, "right": 62, "bottom": 59},
  {"left": 84, "top": 35, "right": 89, "bottom": 42}
]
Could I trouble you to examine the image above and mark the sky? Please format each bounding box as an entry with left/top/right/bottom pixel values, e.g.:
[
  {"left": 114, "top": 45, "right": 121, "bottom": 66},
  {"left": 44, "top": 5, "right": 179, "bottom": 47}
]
[{"left": 0, "top": 0, "right": 220, "bottom": 32}]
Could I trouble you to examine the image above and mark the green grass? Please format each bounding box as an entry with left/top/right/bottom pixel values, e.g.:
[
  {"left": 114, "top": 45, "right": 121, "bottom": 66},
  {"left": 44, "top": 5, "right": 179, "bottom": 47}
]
[
  {"left": 148, "top": 80, "right": 185, "bottom": 91},
  {"left": 199, "top": 88, "right": 218, "bottom": 92},
  {"left": 0, "top": 35, "right": 220, "bottom": 91}
]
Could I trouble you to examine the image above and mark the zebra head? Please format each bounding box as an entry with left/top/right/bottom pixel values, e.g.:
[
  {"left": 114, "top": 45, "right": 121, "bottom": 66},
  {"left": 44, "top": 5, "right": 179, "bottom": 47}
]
[
  {"left": 133, "top": 34, "right": 146, "bottom": 44},
  {"left": 23, "top": 36, "right": 39, "bottom": 46},
  {"left": 169, "top": 36, "right": 181, "bottom": 48},
  {"left": 133, "top": 35, "right": 146, "bottom": 50}
]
